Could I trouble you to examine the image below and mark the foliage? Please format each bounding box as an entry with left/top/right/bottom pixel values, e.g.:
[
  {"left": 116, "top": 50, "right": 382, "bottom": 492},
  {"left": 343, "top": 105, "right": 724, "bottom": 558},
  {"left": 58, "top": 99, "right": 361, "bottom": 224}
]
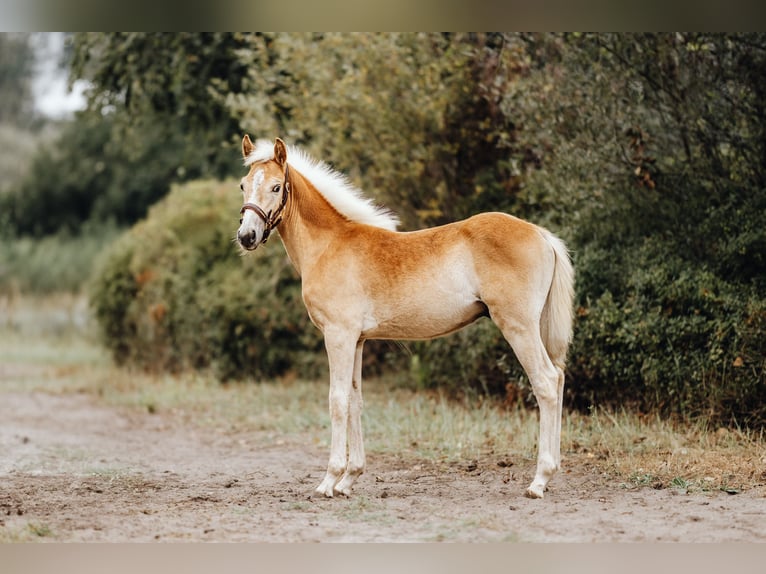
[
  {"left": 0, "top": 34, "right": 52, "bottom": 204},
  {"left": 1, "top": 33, "right": 248, "bottom": 238},
  {"left": 2, "top": 111, "right": 221, "bottom": 236},
  {"left": 527, "top": 34, "right": 766, "bottom": 424},
  {"left": 89, "top": 179, "right": 326, "bottom": 380},
  {"left": 570, "top": 246, "right": 766, "bottom": 425},
  {"left": 0, "top": 123, "right": 40, "bottom": 198},
  {"left": 69, "top": 32, "right": 248, "bottom": 176}
]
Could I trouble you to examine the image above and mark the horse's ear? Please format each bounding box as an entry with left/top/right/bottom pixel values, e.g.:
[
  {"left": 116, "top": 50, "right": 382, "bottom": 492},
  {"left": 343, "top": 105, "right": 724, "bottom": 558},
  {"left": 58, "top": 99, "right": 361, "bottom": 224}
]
[
  {"left": 242, "top": 134, "right": 254, "bottom": 160},
  {"left": 274, "top": 138, "right": 287, "bottom": 166}
]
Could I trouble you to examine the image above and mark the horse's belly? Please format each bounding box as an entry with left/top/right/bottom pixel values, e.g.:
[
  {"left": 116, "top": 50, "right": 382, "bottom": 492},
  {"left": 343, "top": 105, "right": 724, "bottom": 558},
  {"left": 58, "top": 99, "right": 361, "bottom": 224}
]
[{"left": 361, "top": 298, "right": 488, "bottom": 340}]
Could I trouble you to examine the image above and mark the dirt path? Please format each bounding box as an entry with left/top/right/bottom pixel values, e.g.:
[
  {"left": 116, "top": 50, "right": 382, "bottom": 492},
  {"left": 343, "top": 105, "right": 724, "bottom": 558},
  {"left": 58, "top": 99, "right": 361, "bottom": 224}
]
[{"left": 1, "top": 390, "right": 765, "bottom": 542}]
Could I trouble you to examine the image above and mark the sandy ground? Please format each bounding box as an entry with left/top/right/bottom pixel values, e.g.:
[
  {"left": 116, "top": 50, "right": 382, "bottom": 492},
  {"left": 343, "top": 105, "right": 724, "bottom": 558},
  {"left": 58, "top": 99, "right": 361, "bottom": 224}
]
[{"left": 1, "top": 389, "right": 765, "bottom": 542}]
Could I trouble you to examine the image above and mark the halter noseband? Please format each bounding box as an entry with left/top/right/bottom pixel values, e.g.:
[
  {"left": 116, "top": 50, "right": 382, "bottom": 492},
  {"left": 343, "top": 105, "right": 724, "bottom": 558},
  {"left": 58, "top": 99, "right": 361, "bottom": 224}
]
[{"left": 239, "top": 164, "right": 291, "bottom": 245}]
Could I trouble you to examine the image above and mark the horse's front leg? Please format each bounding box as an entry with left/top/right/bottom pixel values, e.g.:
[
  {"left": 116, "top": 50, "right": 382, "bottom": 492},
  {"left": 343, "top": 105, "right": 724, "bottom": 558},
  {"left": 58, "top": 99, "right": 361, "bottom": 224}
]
[
  {"left": 334, "top": 340, "right": 365, "bottom": 496},
  {"left": 315, "top": 330, "right": 358, "bottom": 497}
]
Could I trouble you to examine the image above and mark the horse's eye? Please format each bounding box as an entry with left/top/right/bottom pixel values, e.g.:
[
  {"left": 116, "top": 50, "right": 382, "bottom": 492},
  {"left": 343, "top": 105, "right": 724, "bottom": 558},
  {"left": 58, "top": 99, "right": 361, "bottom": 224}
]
[
  {"left": 240, "top": 182, "right": 244, "bottom": 192},
  {"left": 272, "top": 184, "right": 281, "bottom": 193}
]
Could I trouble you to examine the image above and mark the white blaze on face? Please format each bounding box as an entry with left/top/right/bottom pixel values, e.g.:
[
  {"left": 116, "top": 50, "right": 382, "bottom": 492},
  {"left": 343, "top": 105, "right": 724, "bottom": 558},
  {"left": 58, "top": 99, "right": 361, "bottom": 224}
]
[
  {"left": 249, "top": 168, "right": 265, "bottom": 202},
  {"left": 241, "top": 168, "right": 265, "bottom": 229}
]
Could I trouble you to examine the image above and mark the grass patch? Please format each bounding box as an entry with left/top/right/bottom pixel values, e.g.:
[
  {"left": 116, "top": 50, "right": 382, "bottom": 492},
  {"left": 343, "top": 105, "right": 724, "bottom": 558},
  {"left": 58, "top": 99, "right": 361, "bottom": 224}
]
[
  {"left": 0, "top": 293, "right": 109, "bottom": 393},
  {"left": 364, "top": 384, "right": 538, "bottom": 462},
  {"left": 0, "top": 525, "right": 35, "bottom": 543},
  {"left": 0, "top": 521, "right": 55, "bottom": 542},
  {"left": 574, "top": 408, "right": 766, "bottom": 493},
  {"left": 332, "top": 495, "right": 393, "bottom": 525},
  {"left": 27, "top": 522, "right": 54, "bottom": 538}
]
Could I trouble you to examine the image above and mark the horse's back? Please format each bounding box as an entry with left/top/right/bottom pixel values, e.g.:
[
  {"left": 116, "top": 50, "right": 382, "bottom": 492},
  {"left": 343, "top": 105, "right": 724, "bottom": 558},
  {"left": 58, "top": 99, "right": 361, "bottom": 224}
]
[
  {"left": 340, "top": 211, "right": 551, "bottom": 284},
  {"left": 460, "top": 211, "right": 543, "bottom": 240}
]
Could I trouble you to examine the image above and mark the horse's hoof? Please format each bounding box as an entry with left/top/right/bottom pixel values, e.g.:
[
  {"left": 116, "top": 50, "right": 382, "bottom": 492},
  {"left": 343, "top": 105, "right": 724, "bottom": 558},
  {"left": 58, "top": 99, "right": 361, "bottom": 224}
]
[
  {"left": 315, "top": 482, "right": 335, "bottom": 498},
  {"left": 524, "top": 485, "right": 545, "bottom": 499},
  {"left": 333, "top": 475, "right": 357, "bottom": 497},
  {"left": 333, "top": 485, "right": 352, "bottom": 497}
]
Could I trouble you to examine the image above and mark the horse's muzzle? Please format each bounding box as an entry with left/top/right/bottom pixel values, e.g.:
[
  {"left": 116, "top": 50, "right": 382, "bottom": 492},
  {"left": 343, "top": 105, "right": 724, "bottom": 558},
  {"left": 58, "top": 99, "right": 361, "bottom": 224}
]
[{"left": 237, "top": 228, "right": 259, "bottom": 250}]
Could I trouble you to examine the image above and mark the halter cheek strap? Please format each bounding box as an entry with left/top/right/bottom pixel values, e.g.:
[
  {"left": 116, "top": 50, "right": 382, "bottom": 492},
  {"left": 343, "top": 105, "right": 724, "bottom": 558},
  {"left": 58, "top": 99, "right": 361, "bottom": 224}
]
[{"left": 240, "top": 164, "right": 291, "bottom": 245}]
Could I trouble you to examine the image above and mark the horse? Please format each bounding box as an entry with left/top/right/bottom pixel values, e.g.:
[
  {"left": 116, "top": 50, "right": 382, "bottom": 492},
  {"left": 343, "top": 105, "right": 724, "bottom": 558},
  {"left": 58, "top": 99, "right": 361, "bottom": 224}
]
[{"left": 236, "top": 136, "right": 574, "bottom": 499}]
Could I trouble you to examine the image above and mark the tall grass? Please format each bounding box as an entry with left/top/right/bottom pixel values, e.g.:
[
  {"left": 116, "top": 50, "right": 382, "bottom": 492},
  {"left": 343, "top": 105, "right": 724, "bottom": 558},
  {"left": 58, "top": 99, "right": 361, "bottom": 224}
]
[
  {"left": 363, "top": 387, "right": 540, "bottom": 461},
  {"left": 0, "top": 224, "right": 122, "bottom": 295},
  {"left": 0, "top": 123, "right": 40, "bottom": 192},
  {"left": 0, "top": 292, "right": 108, "bottom": 394}
]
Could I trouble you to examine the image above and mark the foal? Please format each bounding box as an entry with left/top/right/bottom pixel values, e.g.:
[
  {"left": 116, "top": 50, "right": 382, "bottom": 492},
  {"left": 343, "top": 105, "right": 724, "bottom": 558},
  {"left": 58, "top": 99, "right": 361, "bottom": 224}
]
[{"left": 236, "top": 136, "right": 574, "bottom": 499}]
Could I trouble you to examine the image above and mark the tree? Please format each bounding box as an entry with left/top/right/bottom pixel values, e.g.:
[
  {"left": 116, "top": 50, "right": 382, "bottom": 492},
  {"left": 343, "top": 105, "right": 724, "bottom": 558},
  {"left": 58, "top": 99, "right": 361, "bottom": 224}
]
[
  {"left": 3, "top": 33, "right": 254, "bottom": 236},
  {"left": 69, "top": 32, "right": 251, "bottom": 176},
  {"left": 0, "top": 33, "right": 36, "bottom": 127}
]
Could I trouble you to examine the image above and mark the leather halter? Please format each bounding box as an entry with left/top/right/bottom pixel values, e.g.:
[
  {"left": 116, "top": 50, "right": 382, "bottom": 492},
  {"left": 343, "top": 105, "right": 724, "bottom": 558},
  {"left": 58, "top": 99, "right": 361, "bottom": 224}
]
[{"left": 239, "top": 164, "right": 291, "bottom": 245}]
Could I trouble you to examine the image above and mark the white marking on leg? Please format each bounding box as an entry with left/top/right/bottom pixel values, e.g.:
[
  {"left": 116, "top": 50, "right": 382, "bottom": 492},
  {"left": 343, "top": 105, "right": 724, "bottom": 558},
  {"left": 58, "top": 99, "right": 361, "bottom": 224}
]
[
  {"left": 525, "top": 368, "right": 559, "bottom": 499},
  {"left": 496, "top": 319, "right": 561, "bottom": 499},
  {"left": 554, "top": 367, "right": 565, "bottom": 467},
  {"left": 335, "top": 341, "right": 365, "bottom": 496},
  {"left": 315, "top": 331, "right": 356, "bottom": 497}
]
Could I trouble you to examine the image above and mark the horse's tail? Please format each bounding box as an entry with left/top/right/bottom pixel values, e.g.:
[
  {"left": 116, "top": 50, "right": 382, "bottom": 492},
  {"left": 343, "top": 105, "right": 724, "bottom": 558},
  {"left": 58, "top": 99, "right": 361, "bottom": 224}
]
[{"left": 539, "top": 230, "right": 575, "bottom": 369}]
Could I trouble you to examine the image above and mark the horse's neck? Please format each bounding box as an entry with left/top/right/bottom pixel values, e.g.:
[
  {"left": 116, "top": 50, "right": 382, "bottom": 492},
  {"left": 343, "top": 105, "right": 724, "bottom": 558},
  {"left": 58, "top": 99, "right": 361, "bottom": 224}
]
[{"left": 277, "top": 170, "right": 350, "bottom": 276}]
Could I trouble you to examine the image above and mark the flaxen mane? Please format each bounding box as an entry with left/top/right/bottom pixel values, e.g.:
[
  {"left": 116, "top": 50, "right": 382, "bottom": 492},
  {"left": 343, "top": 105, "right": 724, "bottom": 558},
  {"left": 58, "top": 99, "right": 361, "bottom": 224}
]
[{"left": 245, "top": 139, "right": 398, "bottom": 231}]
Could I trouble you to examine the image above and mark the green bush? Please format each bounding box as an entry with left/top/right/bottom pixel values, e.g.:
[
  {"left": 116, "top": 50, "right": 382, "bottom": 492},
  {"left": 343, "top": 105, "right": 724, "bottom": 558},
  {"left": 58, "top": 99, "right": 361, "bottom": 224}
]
[
  {"left": 89, "top": 179, "right": 326, "bottom": 380},
  {"left": 567, "top": 236, "right": 766, "bottom": 426}
]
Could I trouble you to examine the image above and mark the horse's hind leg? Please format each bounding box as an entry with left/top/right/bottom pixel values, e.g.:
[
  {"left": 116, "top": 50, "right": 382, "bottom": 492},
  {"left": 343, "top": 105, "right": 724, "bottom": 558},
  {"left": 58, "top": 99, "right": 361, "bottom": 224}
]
[
  {"left": 494, "top": 315, "right": 561, "bottom": 499},
  {"left": 554, "top": 366, "right": 565, "bottom": 468}
]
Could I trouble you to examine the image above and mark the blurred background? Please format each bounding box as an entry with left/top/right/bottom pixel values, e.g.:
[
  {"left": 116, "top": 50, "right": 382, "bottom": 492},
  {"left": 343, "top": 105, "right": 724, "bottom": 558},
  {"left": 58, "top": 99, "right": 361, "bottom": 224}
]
[{"left": 1, "top": 33, "right": 764, "bottom": 427}]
